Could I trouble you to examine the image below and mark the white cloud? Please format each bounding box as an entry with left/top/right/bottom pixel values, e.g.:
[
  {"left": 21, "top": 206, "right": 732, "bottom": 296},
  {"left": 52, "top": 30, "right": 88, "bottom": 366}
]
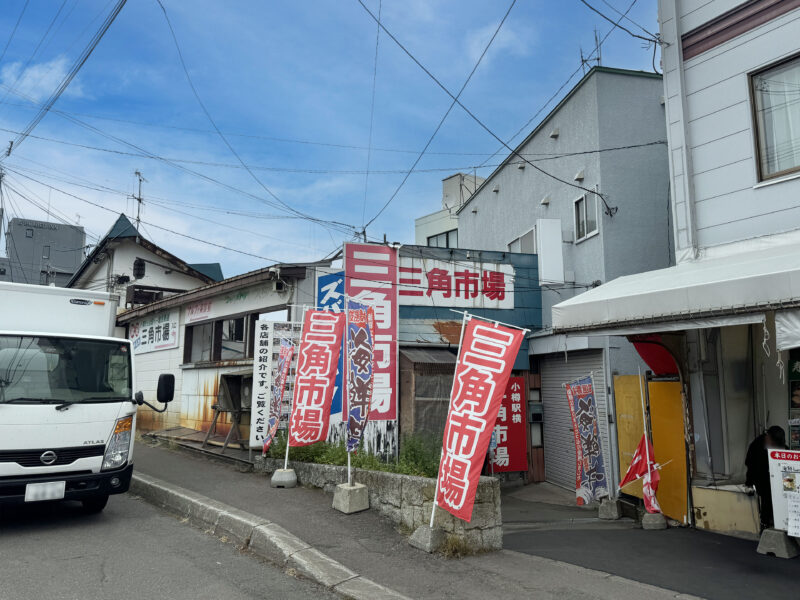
[
  {"left": 466, "top": 22, "right": 533, "bottom": 66},
  {"left": 0, "top": 56, "right": 85, "bottom": 103}
]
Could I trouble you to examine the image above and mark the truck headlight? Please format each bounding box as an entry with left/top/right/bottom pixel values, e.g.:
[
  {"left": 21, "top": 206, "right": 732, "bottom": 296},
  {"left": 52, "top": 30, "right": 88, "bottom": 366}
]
[{"left": 102, "top": 416, "right": 133, "bottom": 471}]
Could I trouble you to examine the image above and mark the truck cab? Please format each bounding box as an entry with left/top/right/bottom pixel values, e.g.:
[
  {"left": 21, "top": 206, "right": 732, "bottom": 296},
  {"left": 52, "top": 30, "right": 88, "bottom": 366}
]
[{"left": 0, "top": 283, "right": 171, "bottom": 512}]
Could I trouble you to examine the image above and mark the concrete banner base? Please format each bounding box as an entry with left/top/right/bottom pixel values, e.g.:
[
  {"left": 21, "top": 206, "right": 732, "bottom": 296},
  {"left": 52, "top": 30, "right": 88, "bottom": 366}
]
[
  {"left": 757, "top": 528, "right": 800, "bottom": 559},
  {"left": 641, "top": 512, "right": 667, "bottom": 530},
  {"left": 409, "top": 525, "right": 446, "bottom": 553},
  {"left": 332, "top": 483, "right": 369, "bottom": 514},
  {"left": 270, "top": 468, "right": 297, "bottom": 489}
]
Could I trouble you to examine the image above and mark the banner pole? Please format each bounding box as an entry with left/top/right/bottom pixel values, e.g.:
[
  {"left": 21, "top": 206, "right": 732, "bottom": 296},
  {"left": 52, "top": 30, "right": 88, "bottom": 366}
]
[
  {"left": 430, "top": 311, "right": 470, "bottom": 529},
  {"left": 344, "top": 295, "right": 352, "bottom": 486},
  {"left": 638, "top": 366, "right": 652, "bottom": 483},
  {"left": 347, "top": 452, "right": 352, "bottom": 486}
]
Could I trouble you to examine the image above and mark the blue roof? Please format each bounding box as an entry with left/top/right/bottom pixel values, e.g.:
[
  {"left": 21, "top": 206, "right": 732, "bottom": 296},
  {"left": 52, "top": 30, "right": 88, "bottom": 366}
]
[
  {"left": 188, "top": 263, "right": 224, "bottom": 282},
  {"left": 107, "top": 214, "right": 139, "bottom": 239}
]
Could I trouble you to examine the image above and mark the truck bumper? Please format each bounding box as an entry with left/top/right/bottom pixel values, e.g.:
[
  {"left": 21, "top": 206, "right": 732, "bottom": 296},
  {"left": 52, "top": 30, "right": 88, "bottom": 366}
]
[{"left": 0, "top": 464, "right": 133, "bottom": 504}]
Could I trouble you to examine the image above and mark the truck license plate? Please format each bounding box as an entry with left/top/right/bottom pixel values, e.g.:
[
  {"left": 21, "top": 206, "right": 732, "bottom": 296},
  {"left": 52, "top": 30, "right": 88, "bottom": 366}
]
[{"left": 24, "top": 481, "right": 66, "bottom": 502}]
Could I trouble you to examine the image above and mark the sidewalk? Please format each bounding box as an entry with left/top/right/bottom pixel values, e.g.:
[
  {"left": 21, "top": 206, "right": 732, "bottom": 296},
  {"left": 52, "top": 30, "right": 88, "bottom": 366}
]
[
  {"left": 131, "top": 441, "right": 695, "bottom": 600},
  {"left": 502, "top": 484, "right": 797, "bottom": 600}
]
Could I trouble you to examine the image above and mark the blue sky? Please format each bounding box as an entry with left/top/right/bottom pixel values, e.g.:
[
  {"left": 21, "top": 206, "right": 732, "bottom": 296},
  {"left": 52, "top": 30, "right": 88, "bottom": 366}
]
[{"left": 0, "top": 0, "right": 659, "bottom": 277}]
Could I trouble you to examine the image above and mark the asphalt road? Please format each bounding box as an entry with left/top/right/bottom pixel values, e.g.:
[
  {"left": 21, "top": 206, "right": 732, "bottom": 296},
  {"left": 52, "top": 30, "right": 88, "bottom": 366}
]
[{"left": 0, "top": 493, "right": 335, "bottom": 600}]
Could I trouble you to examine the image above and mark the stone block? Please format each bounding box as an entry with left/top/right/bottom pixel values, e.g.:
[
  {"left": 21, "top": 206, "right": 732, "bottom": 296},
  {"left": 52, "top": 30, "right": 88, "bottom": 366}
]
[
  {"left": 464, "top": 501, "right": 498, "bottom": 530},
  {"left": 599, "top": 498, "right": 622, "bottom": 520},
  {"left": 641, "top": 512, "right": 667, "bottom": 530},
  {"left": 215, "top": 508, "right": 268, "bottom": 546},
  {"left": 332, "top": 483, "right": 369, "bottom": 514},
  {"left": 288, "top": 547, "right": 358, "bottom": 588},
  {"left": 480, "top": 526, "right": 503, "bottom": 550},
  {"left": 270, "top": 468, "right": 297, "bottom": 488},
  {"left": 400, "top": 476, "right": 425, "bottom": 506},
  {"left": 408, "top": 525, "right": 446, "bottom": 553},
  {"left": 757, "top": 528, "right": 800, "bottom": 559},
  {"left": 249, "top": 523, "right": 311, "bottom": 566},
  {"left": 474, "top": 478, "right": 500, "bottom": 504},
  {"left": 188, "top": 498, "right": 228, "bottom": 530}
]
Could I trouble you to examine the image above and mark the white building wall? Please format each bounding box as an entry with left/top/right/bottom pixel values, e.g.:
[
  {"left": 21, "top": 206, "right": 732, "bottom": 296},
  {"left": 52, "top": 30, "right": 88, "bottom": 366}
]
[
  {"left": 414, "top": 209, "right": 458, "bottom": 245},
  {"left": 660, "top": 1, "right": 800, "bottom": 260}
]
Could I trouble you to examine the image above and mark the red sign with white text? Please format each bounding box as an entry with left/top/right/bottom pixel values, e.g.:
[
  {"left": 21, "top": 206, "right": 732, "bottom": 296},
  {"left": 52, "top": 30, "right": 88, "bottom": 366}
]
[
  {"left": 437, "top": 318, "right": 524, "bottom": 521},
  {"left": 490, "top": 377, "right": 528, "bottom": 472},
  {"left": 344, "top": 243, "right": 397, "bottom": 421},
  {"left": 288, "top": 310, "right": 345, "bottom": 446}
]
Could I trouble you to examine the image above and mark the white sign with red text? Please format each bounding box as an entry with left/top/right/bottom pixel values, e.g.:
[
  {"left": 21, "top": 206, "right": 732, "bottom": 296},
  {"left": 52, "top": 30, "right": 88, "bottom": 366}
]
[
  {"left": 128, "top": 310, "right": 179, "bottom": 354},
  {"left": 397, "top": 257, "right": 514, "bottom": 309}
]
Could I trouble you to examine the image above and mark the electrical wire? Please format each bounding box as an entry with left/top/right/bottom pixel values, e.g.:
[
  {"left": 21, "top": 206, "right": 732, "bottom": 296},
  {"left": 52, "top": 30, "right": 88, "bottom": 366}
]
[
  {"left": 5, "top": 0, "right": 127, "bottom": 156},
  {"left": 577, "top": 0, "right": 658, "bottom": 43},
  {"left": 0, "top": 0, "right": 30, "bottom": 65},
  {"left": 361, "top": 0, "right": 381, "bottom": 229},
  {"left": 363, "top": 0, "right": 518, "bottom": 229},
  {"left": 597, "top": 0, "right": 656, "bottom": 37}
]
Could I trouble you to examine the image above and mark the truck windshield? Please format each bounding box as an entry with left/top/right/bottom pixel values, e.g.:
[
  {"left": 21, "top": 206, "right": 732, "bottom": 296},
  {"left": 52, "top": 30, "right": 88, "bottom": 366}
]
[{"left": 0, "top": 336, "right": 131, "bottom": 404}]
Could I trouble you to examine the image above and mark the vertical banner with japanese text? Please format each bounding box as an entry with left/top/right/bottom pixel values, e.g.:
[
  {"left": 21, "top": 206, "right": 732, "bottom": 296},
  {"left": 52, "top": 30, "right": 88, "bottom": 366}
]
[
  {"left": 490, "top": 377, "right": 528, "bottom": 472},
  {"left": 565, "top": 375, "right": 608, "bottom": 505},
  {"left": 250, "top": 320, "right": 272, "bottom": 448},
  {"left": 263, "top": 339, "right": 294, "bottom": 454},
  {"left": 345, "top": 299, "right": 376, "bottom": 452},
  {"left": 437, "top": 317, "right": 524, "bottom": 521},
  {"left": 317, "top": 270, "right": 345, "bottom": 415},
  {"left": 768, "top": 450, "right": 800, "bottom": 535},
  {"left": 344, "top": 243, "right": 397, "bottom": 421},
  {"left": 288, "top": 310, "right": 345, "bottom": 447}
]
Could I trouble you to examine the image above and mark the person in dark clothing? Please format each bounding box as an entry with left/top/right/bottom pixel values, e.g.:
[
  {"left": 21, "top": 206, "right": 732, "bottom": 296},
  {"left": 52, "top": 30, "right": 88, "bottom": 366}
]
[{"left": 745, "top": 425, "right": 788, "bottom": 529}]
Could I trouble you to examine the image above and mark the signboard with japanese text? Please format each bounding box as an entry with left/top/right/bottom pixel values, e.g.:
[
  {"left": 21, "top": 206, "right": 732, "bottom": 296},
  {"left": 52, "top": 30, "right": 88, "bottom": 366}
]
[
  {"left": 490, "top": 377, "right": 528, "bottom": 472},
  {"left": 345, "top": 299, "right": 376, "bottom": 452},
  {"left": 565, "top": 375, "right": 609, "bottom": 505},
  {"left": 185, "top": 283, "right": 282, "bottom": 324},
  {"left": 317, "top": 270, "right": 345, "bottom": 416},
  {"left": 397, "top": 257, "right": 514, "bottom": 309},
  {"left": 288, "top": 310, "right": 345, "bottom": 447},
  {"left": 437, "top": 317, "right": 524, "bottom": 521},
  {"left": 768, "top": 450, "right": 800, "bottom": 536},
  {"left": 263, "top": 339, "right": 294, "bottom": 454},
  {"left": 344, "top": 243, "right": 397, "bottom": 421},
  {"left": 128, "top": 310, "right": 179, "bottom": 354},
  {"left": 249, "top": 321, "right": 302, "bottom": 449}
]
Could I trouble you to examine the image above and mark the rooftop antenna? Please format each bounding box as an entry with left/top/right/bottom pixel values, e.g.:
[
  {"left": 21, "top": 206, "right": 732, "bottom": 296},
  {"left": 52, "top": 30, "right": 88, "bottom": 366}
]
[
  {"left": 594, "top": 27, "right": 602, "bottom": 67},
  {"left": 132, "top": 170, "right": 146, "bottom": 240}
]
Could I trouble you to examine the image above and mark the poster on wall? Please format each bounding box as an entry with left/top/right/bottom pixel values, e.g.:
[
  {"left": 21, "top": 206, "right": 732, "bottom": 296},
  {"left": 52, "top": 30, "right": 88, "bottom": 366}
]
[
  {"left": 768, "top": 450, "right": 800, "bottom": 536},
  {"left": 343, "top": 243, "right": 397, "bottom": 421},
  {"left": 317, "top": 270, "right": 345, "bottom": 416},
  {"left": 128, "top": 310, "right": 179, "bottom": 354},
  {"left": 436, "top": 317, "right": 524, "bottom": 522},
  {"left": 565, "top": 375, "right": 608, "bottom": 505},
  {"left": 489, "top": 376, "right": 528, "bottom": 472}
]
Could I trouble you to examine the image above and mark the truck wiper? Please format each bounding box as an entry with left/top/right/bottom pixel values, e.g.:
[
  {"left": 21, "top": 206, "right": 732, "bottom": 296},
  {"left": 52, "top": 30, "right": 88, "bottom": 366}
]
[
  {"left": 0, "top": 397, "right": 52, "bottom": 405},
  {"left": 55, "top": 396, "right": 127, "bottom": 411}
]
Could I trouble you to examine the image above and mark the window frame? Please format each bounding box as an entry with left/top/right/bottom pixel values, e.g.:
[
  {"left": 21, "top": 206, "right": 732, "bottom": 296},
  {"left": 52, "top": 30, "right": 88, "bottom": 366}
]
[
  {"left": 426, "top": 229, "right": 458, "bottom": 249},
  {"left": 573, "top": 194, "right": 599, "bottom": 243},
  {"left": 749, "top": 52, "right": 800, "bottom": 182},
  {"left": 507, "top": 226, "right": 537, "bottom": 254},
  {"left": 182, "top": 311, "right": 263, "bottom": 365}
]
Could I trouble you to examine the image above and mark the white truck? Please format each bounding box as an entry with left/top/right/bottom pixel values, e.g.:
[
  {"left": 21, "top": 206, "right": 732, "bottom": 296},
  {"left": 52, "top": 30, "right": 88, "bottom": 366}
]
[{"left": 0, "top": 282, "right": 172, "bottom": 512}]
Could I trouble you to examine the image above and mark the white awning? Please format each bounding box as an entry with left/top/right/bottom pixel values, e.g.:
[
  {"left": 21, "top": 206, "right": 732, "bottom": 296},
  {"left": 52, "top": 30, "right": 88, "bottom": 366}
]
[
  {"left": 776, "top": 308, "right": 800, "bottom": 351},
  {"left": 552, "top": 243, "right": 800, "bottom": 334}
]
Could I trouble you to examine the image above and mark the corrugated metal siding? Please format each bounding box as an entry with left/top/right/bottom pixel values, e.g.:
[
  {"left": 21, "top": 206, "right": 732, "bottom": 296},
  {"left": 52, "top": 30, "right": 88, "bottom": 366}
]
[{"left": 541, "top": 351, "right": 610, "bottom": 490}]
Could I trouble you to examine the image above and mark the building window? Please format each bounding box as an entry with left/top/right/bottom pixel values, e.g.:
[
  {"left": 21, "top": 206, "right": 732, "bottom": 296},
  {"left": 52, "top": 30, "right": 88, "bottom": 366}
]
[
  {"left": 427, "top": 229, "right": 458, "bottom": 248},
  {"left": 25, "top": 228, "right": 33, "bottom": 238},
  {"left": 508, "top": 228, "right": 536, "bottom": 253},
  {"left": 0, "top": 268, "right": 5, "bottom": 275},
  {"left": 574, "top": 195, "right": 598, "bottom": 242},
  {"left": 187, "top": 322, "right": 214, "bottom": 363},
  {"left": 752, "top": 55, "right": 800, "bottom": 180},
  {"left": 42, "top": 245, "right": 50, "bottom": 260},
  {"left": 220, "top": 317, "right": 246, "bottom": 360}
]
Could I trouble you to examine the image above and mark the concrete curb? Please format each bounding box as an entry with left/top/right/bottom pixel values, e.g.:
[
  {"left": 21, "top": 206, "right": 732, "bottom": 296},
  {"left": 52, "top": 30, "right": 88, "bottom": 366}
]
[{"left": 130, "top": 473, "right": 410, "bottom": 600}]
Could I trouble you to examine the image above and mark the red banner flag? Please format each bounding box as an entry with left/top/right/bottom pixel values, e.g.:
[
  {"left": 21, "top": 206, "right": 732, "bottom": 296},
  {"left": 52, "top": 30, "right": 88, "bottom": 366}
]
[
  {"left": 619, "top": 434, "right": 661, "bottom": 514},
  {"left": 436, "top": 317, "right": 524, "bottom": 521},
  {"left": 262, "top": 339, "right": 294, "bottom": 455},
  {"left": 288, "top": 310, "right": 345, "bottom": 447}
]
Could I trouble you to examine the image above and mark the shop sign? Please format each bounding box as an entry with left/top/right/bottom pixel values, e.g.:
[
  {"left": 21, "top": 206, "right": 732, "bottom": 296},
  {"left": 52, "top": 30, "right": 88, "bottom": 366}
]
[
  {"left": 344, "top": 243, "right": 397, "bottom": 421},
  {"left": 128, "top": 310, "right": 179, "bottom": 354},
  {"left": 565, "top": 375, "right": 608, "bottom": 505},
  {"left": 489, "top": 376, "right": 528, "bottom": 472},
  {"left": 436, "top": 317, "right": 524, "bottom": 521},
  {"left": 397, "top": 257, "right": 514, "bottom": 309},
  {"left": 768, "top": 450, "right": 800, "bottom": 536}
]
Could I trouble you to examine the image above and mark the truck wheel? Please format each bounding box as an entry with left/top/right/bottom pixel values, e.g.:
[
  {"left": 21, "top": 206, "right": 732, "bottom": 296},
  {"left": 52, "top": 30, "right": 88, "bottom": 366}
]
[{"left": 81, "top": 495, "right": 109, "bottom": 514}]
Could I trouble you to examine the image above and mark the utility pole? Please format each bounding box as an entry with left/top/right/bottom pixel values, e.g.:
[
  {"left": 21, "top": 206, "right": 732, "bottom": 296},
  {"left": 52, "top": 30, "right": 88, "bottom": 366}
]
[
  {"left": 594, "top": 28, "right": 602, "bottom": 67},
  {"left": 132, "top": 170, "right": 146, "bottom": 239}
]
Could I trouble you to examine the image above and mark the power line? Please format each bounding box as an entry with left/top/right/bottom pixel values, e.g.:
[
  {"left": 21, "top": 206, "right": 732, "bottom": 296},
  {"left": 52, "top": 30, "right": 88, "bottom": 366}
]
[
  {"left": 577, "top": 0, "right": 658, "bottom": 43},
  {"left": 597, "top": 0, "right": 656, "bottom": 37},
  {"left": 154, "top": 0, "right": 352, "bottom": 235},
  {"left": 0, "top": 0, "right": 30, "bottom": 65},
  {"left": 5, "top": 0, "right": 127, "bottom": 157},
  {"left": 363, "top": 0, "right": 518, "bottom": 229},
  {"left": 357, "top": 0, "right": 615, "bottom": 225},
  {"left": 361, "top": 0, "right": 382, "bottom": 230}
]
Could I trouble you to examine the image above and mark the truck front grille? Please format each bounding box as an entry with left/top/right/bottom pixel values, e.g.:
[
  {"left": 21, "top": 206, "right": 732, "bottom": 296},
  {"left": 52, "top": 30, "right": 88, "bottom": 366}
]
[{"left": 0, "top": 445, "right": 105, "bottom": 467}]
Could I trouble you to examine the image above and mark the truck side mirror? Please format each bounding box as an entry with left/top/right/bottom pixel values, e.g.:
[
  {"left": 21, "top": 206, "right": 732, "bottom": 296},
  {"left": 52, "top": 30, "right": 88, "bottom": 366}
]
[
  {"left": 157, "top": 374, "right": 175, "bottom": 404},
  {"left": 135, "top": 391, "right": 144, "bottom": 405}
]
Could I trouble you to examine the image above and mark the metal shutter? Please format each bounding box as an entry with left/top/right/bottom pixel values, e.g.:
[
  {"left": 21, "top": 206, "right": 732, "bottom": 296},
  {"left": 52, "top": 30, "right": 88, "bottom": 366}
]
[{"left": 541, "top": 350, "right": 610, "bottom": 491}]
